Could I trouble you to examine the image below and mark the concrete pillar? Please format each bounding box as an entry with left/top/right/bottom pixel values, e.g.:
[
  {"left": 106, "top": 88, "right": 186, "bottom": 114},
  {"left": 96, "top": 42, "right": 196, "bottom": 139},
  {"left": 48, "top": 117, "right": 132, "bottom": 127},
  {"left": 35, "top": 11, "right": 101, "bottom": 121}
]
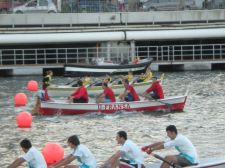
[
  {"left": 130, "top": 40, "right": 136, "bottom": 61},
  {"left": 180, "top": 0, "right": 185, "bottom": 8},
  {"left": 107, "top": 42, "right": 111, "bottom": 61},
  {"left": 57, "top": 0, "right": 61, "bottom": 12}
]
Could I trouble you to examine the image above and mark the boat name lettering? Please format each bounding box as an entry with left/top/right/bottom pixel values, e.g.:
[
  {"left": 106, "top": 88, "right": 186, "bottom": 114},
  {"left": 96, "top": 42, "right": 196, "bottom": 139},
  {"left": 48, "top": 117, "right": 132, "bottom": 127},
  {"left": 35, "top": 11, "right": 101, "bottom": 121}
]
[{"left": 98, "top": 104, "right": 131, "bottom": 110}]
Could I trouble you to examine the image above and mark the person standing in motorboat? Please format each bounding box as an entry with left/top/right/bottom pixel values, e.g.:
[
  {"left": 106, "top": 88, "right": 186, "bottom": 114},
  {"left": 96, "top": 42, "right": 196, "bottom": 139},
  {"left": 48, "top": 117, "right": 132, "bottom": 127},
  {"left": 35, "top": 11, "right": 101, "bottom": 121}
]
[
  {"left": 43, "top": 70, "right": 53, "bottom": 92},
  {"left": 69, "top": 80, "right": 89, "bottom": 103},
  {"left": 41, "top": 70, "right": 54, "bottom": 101},
  {"left": 100, "top": 131, "right": 144, "bottom": 168},
  {"left": 141, "top": 125, "right": 199, "bottom": 168},
  {"left": 132, "top": 56, "right": 140, "bottom": 64},
  {"left": 49, "top": 135, "right": 96, "bottom": 168},
  {"left": 119, "top": 79, "right": 140, "bottom": 102},
  {"left": 96, "top": 82, "right": 116, "bottom": 103},
  {"left": 142, "top": 76, "right": 164, "bottom": 100},
  {"left": 32, "top": 70, "right": 53, "bottom": 114}
]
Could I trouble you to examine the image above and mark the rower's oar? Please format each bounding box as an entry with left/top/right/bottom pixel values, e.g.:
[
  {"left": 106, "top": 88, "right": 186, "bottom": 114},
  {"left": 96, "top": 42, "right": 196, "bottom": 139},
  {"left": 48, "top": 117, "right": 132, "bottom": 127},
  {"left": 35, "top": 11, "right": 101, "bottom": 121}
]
[
  {"left": 65, "top": 78, "right": 79, "bottom": 85},
  {"left": 86, "top": 81, "right": 100, "bottom": 88},
  {"left": 129, "top": 76, "right": 139, "bottom": 85},
  {"left": 150, "top": 153, "right": 182, "bottom": 168},
  {"left": 111, "top": 76, "right": 121, "bottom": 84},
  {"left": 143, "top": 94, "right": 172, "bottom": 107}
]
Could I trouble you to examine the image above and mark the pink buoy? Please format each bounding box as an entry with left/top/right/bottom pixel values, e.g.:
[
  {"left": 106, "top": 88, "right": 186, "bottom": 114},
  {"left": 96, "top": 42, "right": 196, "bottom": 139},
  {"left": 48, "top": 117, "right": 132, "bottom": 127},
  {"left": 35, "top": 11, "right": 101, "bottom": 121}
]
[
  {"left": 14, "top": 93, "right": 27, "bottom": 107},
  {"left": 42, "top": 142, "right": 64, "bottom": 166},
  {"left": 27, "top": 80, "right": 38, "bottom": 91},
  {"left": 16, "top": 111, "right": 32, "bottom": 128}
]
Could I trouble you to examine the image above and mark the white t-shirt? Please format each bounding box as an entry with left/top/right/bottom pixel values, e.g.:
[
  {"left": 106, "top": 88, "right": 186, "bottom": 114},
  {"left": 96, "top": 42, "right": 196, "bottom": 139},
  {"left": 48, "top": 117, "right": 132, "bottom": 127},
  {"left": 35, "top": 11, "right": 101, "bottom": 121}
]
[
  {"left": 120, "top": 139, "right": 144, "bottom": 165},
  {"left": 22, "top": 147, "right": 47, "bottom": 168},
  {"left": 72, "top": 144, "right": 96, "bottom": 168},
  {"left": 164, "top": 134, "right": 199, "bottom": 163}
]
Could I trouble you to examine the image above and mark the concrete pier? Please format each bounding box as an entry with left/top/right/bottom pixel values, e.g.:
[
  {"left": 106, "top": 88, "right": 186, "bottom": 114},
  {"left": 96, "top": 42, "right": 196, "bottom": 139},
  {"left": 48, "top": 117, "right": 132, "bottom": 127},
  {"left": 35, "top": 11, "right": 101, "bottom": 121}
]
[
  {"left": 1, "top": 60, "right": 225, "bottom": 76},
  {"left": 0, "top": 65, "right": 64, "bottom": 77},
  {"left": 1, "top": 10, "right": 225, "bottom": 76},
  {"left": 151, "top": 60, "right": 225, "bottom": 72}
]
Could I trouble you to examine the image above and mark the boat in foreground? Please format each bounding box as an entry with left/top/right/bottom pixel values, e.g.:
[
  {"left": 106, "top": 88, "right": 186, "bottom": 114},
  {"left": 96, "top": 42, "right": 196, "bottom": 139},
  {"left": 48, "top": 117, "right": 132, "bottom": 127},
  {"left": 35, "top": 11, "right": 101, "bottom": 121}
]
[
  {"left": 48, "top": 80, "right": 154, "bottom": 97},
  {"left": 146, "top": 157, "right": 225, "bottom": 168},
  {"left": 64, "top": 58, "right": 153, "bottom": 77},
  {"left": 39, "top": 91, "right": 188, "bottom": 115}
]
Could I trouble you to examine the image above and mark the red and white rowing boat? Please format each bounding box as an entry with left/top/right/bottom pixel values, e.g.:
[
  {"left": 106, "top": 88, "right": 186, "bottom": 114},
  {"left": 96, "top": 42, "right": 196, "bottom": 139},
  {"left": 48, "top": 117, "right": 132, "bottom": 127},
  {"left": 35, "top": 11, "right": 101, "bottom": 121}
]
[
  {"left": 38, "top": 91, "right": 188, "bottom": 115},
  {"left": 146, "top": 157, "right": 225, "bottom": 168}
]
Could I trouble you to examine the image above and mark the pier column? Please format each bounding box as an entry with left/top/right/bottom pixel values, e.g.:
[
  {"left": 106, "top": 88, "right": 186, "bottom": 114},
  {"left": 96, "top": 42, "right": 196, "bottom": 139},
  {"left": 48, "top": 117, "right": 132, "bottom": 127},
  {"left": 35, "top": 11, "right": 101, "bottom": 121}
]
[
  {"left": 107, "top": 42, "right": 111, "bottom": 61},
  {"left": 57, "top": 0, "right": 61, "bottom": 12},
  {"left": 130, "top": 40, "right": 136, "bottom": 61}
]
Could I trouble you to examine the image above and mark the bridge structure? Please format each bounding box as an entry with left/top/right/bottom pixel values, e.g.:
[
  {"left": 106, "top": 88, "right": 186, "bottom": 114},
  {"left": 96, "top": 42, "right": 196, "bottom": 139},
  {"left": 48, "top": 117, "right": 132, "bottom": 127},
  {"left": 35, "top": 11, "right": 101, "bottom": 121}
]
[{"left": 0, "top": 9, "right": 225, "bottom": 76}]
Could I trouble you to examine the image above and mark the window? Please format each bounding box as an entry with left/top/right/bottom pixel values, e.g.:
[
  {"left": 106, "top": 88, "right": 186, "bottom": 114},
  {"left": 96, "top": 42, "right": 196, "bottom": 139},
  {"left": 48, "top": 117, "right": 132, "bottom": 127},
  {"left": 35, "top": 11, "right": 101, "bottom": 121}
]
[
  {"left": 27, "top": 0, "right": 37, "bottom": 7},
  {"left": 39, "top": 0, "right": 48, "bottom": 6}
]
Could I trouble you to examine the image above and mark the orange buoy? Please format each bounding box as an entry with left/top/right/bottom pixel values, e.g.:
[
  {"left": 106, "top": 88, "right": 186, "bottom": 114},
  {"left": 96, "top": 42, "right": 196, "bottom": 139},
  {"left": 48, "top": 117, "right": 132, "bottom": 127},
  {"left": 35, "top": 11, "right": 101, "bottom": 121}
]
[
  {"left": 16, "top": 111, "right": 32, "bottom": 128},
  {"left": 14, "top": 93, "right": 27, "bottom": 107},
  {"left": 42, "top": 142, "right": 64, "bottom": 166},
  {"left": 27, "top": 80, "right": 38, "bottom": 91}
]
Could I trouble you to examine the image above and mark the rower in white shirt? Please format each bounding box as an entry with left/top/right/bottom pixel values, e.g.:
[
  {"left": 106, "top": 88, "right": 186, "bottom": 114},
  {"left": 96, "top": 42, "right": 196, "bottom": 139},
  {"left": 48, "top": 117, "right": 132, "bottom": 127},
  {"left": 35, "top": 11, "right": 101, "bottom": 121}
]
[
  {"left": 49, "top": 135, "right": 96, "bottom": 168},
  {"left": 141, "top": 125, "right": 199, "bottom": 168},
  {"left": 100, "top": 130, "right": 144, "bottom": 168},
  {"left": 7, "top": 139, "right": 47, "bottom": 168}
]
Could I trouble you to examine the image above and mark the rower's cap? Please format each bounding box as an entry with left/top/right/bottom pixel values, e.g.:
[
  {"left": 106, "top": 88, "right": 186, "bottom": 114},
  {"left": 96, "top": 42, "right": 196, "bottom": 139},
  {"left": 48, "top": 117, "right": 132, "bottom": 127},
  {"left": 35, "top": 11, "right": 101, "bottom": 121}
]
[{"left": 152, "top": 76, "right": 157, "bottom": 80}]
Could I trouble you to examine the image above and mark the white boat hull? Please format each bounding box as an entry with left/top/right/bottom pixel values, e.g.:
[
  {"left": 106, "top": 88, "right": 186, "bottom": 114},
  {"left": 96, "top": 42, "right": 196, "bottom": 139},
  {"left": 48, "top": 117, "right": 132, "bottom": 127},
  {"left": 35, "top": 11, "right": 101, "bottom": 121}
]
[{"left": 39, "top": 92, "right": 188, "bottom": 115}]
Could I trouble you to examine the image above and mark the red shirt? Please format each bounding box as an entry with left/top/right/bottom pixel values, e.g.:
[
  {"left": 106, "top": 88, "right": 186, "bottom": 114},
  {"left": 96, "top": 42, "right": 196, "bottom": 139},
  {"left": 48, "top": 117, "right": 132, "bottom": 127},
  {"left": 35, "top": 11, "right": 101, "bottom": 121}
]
[
  {"left": 126, "top": 85, "right": 140, "bottom": 101},
  {"left": 71, "top": 86, "right": 89, "bottom": 103},
  {"left": 104, "top": 87, "right": 116, "bottom": 102},
  {"left": 146, "top": 81, "right": 164, "bottom": 99}
]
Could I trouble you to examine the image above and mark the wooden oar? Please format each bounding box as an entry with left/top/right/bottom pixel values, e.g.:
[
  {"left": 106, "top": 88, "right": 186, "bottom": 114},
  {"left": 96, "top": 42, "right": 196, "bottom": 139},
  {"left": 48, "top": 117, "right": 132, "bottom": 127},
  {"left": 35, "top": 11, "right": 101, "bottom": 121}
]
[
  {"left": 143, "top": 94, "right": 172, "bottom": 107},
  {"left": 65, "top": 78, "right": 79, "bottom": 85},
  {"left": 150, "top": 153, "right": 182, "bottom": 168},
  {"left": 109, "top": 76, "right": 121, "bottom": 86},
  {"left": 86, "top": 81, "right": 100, "bottom": 88},
  {"left": 129, "top": 76, "right": 139, "bottom": 85}
]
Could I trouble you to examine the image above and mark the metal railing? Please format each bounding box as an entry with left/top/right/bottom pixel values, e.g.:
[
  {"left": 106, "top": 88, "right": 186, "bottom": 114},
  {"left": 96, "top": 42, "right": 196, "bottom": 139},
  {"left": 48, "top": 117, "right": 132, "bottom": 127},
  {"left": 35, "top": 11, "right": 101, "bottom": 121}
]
[
  {"left": 0, "top": 44, "right": 225, "bottom": 66},
  {"left": 137, "top": 44, "right": 225, "bottom": 62},
  {"left": 1, "top": 0, "right": 225, "bottom": 14}
]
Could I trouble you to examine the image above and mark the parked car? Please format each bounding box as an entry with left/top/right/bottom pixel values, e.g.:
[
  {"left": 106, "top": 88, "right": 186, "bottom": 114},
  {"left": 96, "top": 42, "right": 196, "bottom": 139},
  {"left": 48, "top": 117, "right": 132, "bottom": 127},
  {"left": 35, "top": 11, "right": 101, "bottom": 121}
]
[
  {"left": 142, "top": 0, "right": 198, "bottom": 11},
  {"left": 0, "top": 0, "right": 11, "bottom": 13},
  {"left": 13, "top": 0, "right": 57, "bottom": 13}
]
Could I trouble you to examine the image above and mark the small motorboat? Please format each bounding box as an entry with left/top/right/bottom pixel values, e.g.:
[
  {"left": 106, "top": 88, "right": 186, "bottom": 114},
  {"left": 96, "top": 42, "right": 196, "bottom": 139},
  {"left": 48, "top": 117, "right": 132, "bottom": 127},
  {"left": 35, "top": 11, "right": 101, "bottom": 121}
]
[{"left": 64, "top": 58, "right": 153, "bottom": 77}]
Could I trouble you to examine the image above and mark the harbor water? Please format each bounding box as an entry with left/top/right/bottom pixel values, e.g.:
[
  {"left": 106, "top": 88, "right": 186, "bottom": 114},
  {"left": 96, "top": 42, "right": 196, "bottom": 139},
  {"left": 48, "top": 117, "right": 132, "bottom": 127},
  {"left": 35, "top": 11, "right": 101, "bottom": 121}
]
[{"left": 0, "top": 71, "right": 225, "bottom": 167}]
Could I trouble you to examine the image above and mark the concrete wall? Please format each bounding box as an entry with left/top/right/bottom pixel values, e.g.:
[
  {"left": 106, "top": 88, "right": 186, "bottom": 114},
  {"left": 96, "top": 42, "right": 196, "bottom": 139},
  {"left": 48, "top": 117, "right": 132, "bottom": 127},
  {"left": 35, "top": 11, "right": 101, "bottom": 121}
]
[
  {"left": 0, "top": 9, "right": 225, "bottom": 27},
  {"left": 151, "top": 61, "right": 225, "bottom": 71}
]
